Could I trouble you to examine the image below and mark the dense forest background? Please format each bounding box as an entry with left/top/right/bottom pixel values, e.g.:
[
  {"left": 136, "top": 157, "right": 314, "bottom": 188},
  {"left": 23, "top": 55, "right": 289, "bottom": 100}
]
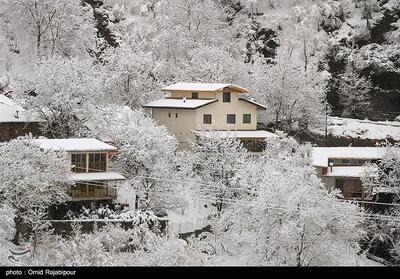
[{"left": 1, "top": 0, "right": 400, "bottom": 133}]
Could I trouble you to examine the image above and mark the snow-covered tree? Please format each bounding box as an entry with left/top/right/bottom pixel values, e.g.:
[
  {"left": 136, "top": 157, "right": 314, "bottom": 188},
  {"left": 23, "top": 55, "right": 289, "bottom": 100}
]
[
  {"left": 214, "top": 137, "right": 365, "bottom": 266},
  {"left": 177, "top": 45, "right": 250, "bottom": 85},
  {"left": 101, "top": 46, "right": 162, "bottom": 109},
  {"left": 251, "top": 49, "right": 328, "bottom": 131},
  {"left": 192, "top": 133, "right": 249, "bottom": 212},
  {"left": 0, "top": 137, "right": 71, "bottom": 244},
  {"left": 0, "top": 204, "right": 16, "bottom": 265},
  {"left": 362, "top": 142, "right": 400, "bottom": 200},
  {"left": 15, "top": 56, "right": 105, "bottom": 138},
  {"left": 337, "top": 66, "right": 372, "bottom": 119},
  {"left": 0, "top": 0, "right": 96, "bottom": 61},
  {"left": 355, "top": 0, "right": 381, "bottom": 31},
  {"left": 158, "top": 0, "right": 229, "bottom": 49},
  {"left": 87, "top": 105, "right": 186, "bottom": 214}
]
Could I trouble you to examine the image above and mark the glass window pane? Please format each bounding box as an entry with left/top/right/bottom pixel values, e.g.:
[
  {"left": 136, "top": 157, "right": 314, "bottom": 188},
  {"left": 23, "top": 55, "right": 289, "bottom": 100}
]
[
  {"left": 203, "top": 114, "right": 212, "bottom": 124},
  {"left": 227, "top": 114, "right": 236, "bottom": 124},
  {"left": 243, "top": 114, "right": 251, "bottom": 124},
  {"left": 223, "top": 92, "right": 231, "bottom": 102}
]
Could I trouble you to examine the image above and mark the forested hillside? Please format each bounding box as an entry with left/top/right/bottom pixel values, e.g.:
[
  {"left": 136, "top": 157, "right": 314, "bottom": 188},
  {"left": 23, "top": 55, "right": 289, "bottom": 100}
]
[
  {"left": 0, "top": 0, "right": 399, "bottom": 132},
  {"left": 1, "top": 1, "right": 400, "bottom": 267}
]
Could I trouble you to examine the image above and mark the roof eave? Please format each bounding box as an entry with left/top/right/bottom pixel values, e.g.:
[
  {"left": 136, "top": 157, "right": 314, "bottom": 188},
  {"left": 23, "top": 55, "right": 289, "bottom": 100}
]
[
  {"left": 142, "top": 99, "right": 218, "bottom": 110},
  {"left": 238, "top": 98, "right": 267, "bottom": 110}
]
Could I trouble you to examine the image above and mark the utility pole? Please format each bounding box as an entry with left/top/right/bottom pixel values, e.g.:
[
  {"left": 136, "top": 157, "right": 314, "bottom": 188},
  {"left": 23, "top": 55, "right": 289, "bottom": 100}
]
[{"left": 325, "top": 102, "right": 328, "bottom": 147}]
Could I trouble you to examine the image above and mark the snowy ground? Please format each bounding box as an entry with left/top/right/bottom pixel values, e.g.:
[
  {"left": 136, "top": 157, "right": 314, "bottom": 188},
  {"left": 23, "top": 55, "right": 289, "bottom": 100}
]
[
  {"left": 313, "top": 116, "right": 400, "bottom": 141},
  {"left": 117, "top": 182, "right": 214, "bottom": 234}
]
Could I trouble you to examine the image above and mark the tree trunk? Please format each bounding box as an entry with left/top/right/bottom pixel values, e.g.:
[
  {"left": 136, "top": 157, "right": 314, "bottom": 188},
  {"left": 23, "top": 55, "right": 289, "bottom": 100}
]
[{"left": 12, "top": 215, "right": 23, "bottom": 245}]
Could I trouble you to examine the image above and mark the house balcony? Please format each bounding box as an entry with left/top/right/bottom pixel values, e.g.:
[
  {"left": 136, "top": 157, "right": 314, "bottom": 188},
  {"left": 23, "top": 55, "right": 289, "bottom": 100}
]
[
  {"left": 69, "top": 184, "right": 117, "bottom": 201},
  {"left": 68, "top": 172, "right": 125, "bottom": 201}
]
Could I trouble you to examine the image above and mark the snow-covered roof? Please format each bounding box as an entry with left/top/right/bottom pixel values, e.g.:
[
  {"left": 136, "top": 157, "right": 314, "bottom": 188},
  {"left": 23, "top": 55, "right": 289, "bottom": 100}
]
[
  {"left": 194, "top": 130, "right": 279, "bottom": 139},
  {"left": 312, "top": 147, "right": 385, "bottom": 167},
  {"left": 373, "top": 187, "right": 396, "bottom": 194},
  {"left": 239, "top": 98, "right": 267, "bottom": 110},
  {"left": 32, "top": 138, "right": 117, "bottom": 152},
  {"left": 69, "top": 172, "right": 125, "bottom": 182},
  {"left": 143, "top": 98, "right": 218, "bottom": 109},
  {"left": 323, "top": 166, "right": 369, "bottom": 178},
  {"left": 161, "top": 82, "right": 248, "bottom": 93},
  {"left": 0, "top": 94, "right": 40, "bottom": 123}
]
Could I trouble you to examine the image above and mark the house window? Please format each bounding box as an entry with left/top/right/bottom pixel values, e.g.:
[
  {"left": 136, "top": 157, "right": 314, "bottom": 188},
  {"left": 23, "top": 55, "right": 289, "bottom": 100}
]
[
  {"left": 168, "top": 112, "right": 171, "bottom": 118},
  {"left": 89, "top": 153, "right": 107, "bottom": 172},
  {"left": 341, "top": 159, "right": 351, "bottom": 165},
  {"left": 223, "top": 92, "right": 231, "bottom": 103},
  {"left": 203, "top": 114, "right": 212, "bottom": 124},
  {"left": 243, "top": 114, "right": 251, "bottom": 124},
  {"left": 175, "top": 113, "right": 178, "bottom": 118},
  {"left": 192, "top": 92, "right": 199, "bottom": 99},
  {"left": 71, "top": 153, "right": 87, "bottom": 173},
  {"left": 227, "top": 114, "right": 236, "bottom": 124}
]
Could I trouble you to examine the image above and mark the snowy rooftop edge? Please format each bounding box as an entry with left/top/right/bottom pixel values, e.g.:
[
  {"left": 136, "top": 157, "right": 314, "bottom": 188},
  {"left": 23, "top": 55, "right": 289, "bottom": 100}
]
[
  {"left": 161, "top": 82, "right": 248, "bottom": 93},
  {"left": 32, "top": 138, "right": 117, "bottom": 152},
  {"left": 69, "top": 172, "right": 125, "bottom": 182},
  {"left": 239, "top": 98, "right": 267, "bottom": 109},
  {"left": 322, "top": 166, "right": 371, "bottom": 178},
  {"left": 312, "top": 147, "right": 386, "bottom": 167},
  {"left": 143, "top": 98, "right": 218, "bottom": 109},
  {"left": 194, "top": 130, "right": 279, "bottom": 139}
]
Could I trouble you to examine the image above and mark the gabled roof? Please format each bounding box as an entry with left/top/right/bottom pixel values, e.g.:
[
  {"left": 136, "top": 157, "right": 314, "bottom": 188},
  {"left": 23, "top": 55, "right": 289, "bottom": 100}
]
[
  {"left": 239, "top": 98, "right": 267, "bottom": 110},
  {"left": 312, "top": 147, "right": 386, "bottom": 167},
  {"left": 143, "top": 98, "right": 218, "bottom": 109},
  {"left": 0, "top": 94, "right": 40, "bottom": 123},
  {"left": 162, "top": 82, "right": 248, "bottom": 93},
  {"left": 32, "top": 138, "right": 117, "bottom": 152}
]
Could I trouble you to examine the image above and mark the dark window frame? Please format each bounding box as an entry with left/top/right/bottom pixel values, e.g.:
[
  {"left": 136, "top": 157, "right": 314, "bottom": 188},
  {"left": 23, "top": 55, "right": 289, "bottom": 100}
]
[
  {"left": 192, "top": 92, "right": 199, "bottom": 99},
  {"left": 203, "top": 114, "right": 212, "bottom": 124},
  {"left": 243, "top": 114, "right": 251, "bottom": 124},
  {"left": 71, "top": 153, "right": 87, "bottom": 173},
  {"left": 227, "top": 114, "right": 236, "bottom": 124},
  {"left": 223, "top": 92, "right": 231, "bottom": 103}
]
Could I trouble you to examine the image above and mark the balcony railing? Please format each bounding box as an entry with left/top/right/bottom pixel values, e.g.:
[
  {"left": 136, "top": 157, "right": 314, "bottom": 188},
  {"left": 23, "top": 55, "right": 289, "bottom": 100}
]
[{"left": 69, "top": 184, "right": 117, "bottom": 201}]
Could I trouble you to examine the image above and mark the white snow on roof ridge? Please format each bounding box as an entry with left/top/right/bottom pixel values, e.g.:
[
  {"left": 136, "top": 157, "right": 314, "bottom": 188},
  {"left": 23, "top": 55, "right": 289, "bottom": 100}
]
[
  {"left": 32, "top": 138, "right": 117, "bottom": 152},
  {"left": 162, "top": 82, "right": 248, "bottom": 92}
]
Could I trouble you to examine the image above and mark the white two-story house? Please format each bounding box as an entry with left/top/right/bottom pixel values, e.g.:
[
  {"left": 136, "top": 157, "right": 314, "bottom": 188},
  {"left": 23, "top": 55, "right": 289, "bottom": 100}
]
[
  {"left": 143, "top": 82, "right": 278, "bottom": 151},
  {"left": 33, "top": 138, "right": 125, "bottom": 201}
]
